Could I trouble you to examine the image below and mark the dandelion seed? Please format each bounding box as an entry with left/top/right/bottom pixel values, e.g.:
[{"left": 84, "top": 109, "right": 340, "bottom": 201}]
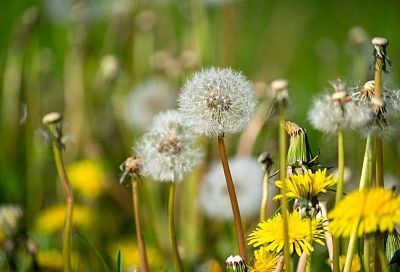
[
  {"left": 178, "top": 67, "right": 257, "bottom": 137},
  {"left": 248, "top": 211, "right": 325, "bottom": 256},
  {"left": 328, "top": 187, "right": 400, "bottom": 237},
  {"left": 136, "top": 110, "right": 202, "bottom": 182},
  {"left": 199, "top": 157, "right": 263, "bottom": 220}
]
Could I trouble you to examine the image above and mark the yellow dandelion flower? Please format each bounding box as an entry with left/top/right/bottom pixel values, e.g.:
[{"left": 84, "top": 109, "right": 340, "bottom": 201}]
[
  {"left": 274, "top": 168, "right": 337, "bottom": 200},
  {"left": 109, "top": 240, "right": 162, "bottom": 269},
  {"left": 339, "top": 255, "right": 361, "bottom": 272},
  {"left": 35, "top": 204, "right": 93, "bottom": 234},
  {"left": 37, "top": 249, "right": 80, "bottom": 270},
  {"left": 249, "top": 247, "right": 280, "bottom": 272},
  {"left": 328, "top": 187, "right": 400, "bottom": 237},
  {"left": 248, "top": 211, "right": 325, "bottom": 256},
  {"left": 67, "top": 160, "right": 106, "bottom": 199}
]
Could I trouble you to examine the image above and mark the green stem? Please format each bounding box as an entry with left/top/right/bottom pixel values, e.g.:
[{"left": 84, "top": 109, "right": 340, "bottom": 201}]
[
  {"left": 306, "top": 218, "right": 312, "bottom": 272},
  {"left": 343, "top": 229, "right": 358, "bottom": 272},
  {"left": 377, "top": 236, "right": 389, "bottom": 272},
  {"left": 363, "top": 235, "right": 372, "bottom": 272},
  {"left": 359, "top": 136, "right": 374, "bottom": 189},
  {"left": 260, "top": 172, "right": 269, "bottom": 222},
  {"left": 278, "top": 103, "right": 291, "bottom": 272},
  {"left": 374, "top": 56, "right": 384, "bottom": 188},
  {"left": 333, "top": 129, "right": 345, "bottom": 272},
  {"left": 50, "top": 136, "right": 73, "bottom": 272},
  {"left": 131, "top": 178, "right": 149, "bottom": 272},
  {"left": 217, "top": 136, "right": 247, "bottom": 261},
  {"left": 168, "top": 182, "right": 183, "bottom": 272}
]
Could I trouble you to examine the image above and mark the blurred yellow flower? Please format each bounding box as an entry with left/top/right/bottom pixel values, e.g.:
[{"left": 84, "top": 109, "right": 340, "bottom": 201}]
[
  {"left": 274, "top": 168, "right": 337, "bottom": 200},
  {"left": 67, "top": 160, "right": 106, "bottom": 199},
  {"left": 37, "top": 249, "right": 79, "bottom": 270},
  {"left": 248, "top": 211, "right": 324, "bottom": 256},
  {"left": 339, "top": 255, "right": 361, "bottom": 272},
  {"left": 109, "top": 240, "right": 162, "bottom": 269},
  {"left": 328, "top": 187, "right": 400, "bottom": 237},
  {"left": 36, "top": 204, "right": 93, "bottom": 234},
  {"left": 249, "top": 246, "right": 279, "bottom": 272}
]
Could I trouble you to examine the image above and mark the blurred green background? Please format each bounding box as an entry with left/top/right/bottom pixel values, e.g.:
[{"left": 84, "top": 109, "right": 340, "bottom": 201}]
[{"left": 1, "top": 0, "right": 400, "bottom": 270}]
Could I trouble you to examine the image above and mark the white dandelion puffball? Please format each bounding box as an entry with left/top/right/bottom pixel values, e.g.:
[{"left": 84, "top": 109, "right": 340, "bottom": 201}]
[
  {"left": 136, "top": 110, "right": 203, "bottom": 182},
  {"left": 178, "top": 67, "right": 257, "bottom": 137},
  {"left": 200, "top": 157, "right": 263, "bottom": 220},
  {"left": 0, "top": 205, "right": 23, "bottom": 236},
  {"left": 308, "top": 94, "right": 372, "bottom": 134},
  {"left": 124, "top": 78, "right": 177, "bottom": 131}
]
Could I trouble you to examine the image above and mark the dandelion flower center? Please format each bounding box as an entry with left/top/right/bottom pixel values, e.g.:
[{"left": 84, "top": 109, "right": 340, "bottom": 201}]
[
  {"left": 158, "top": 137, "right": 181, "bottom": 155},
  {"left": 206, "top": 92, "right": 232, "bottom": 112}
]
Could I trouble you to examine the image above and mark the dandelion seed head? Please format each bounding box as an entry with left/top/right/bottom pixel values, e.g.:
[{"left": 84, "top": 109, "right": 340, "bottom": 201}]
[
  {"left": 124, "top": 78, "right": 177, "bottom": 132},
  {"left": 199, "top": 157, "right": 262, "bottom": 220},
  {"left": 178, "top": 67, "right": 257, "bottom": 137},
  {"left": 0, "top": 205, "right": 23, "bottom": 237},
  {"left": 136, "top": 110, "right": 202, "bottom": 182}
]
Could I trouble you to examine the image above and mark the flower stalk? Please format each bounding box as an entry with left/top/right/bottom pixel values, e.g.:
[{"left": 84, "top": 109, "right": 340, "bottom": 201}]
[
  {"left": 332, "top": 128, "right": 344, "bottom": 272},
  {"left": 258, "top": 151, "right": 273, "bottom": 222},
  {"left": 372, "top": 37, "right": 389, "bottom": 188},
  {"left": 43, "top": 112, "right": 73, "bottom": 272},
  {"left": 168, "top": 181, "right": 184, "bottom": 272},
  {"left": 217, "top": 136, "right": 247, "bottom": 261},
  {"left": 279, "top": 102, "right": 290, "bottom": 272},
  {"left": 131, "top": 177, "right": 149, "bottom": 272}
]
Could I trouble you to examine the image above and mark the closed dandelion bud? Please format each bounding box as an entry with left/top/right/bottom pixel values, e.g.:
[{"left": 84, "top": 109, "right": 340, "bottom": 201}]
[
  {"left": 284, "top": 121, "right": 315, "bottom": 174},
  {"left": 178, "top": 67, "right": 257, "bottom": 137},
  {"left": 268, "top": 79, "right": 290, "bottom": 117},
  {"left": 225, "top": 255, "right": 247, "bottom": 272},
  {"left": 386, "top": 229, "right": 400, "bottom": 269}
]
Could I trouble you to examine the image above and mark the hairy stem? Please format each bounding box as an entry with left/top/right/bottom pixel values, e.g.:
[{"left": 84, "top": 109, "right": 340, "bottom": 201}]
[
  {"left": 131, "top": 178, "right": 149, "bottom": 272},
  {"left": 168, "top": 182, "right": 183, "bottom": 272},
  {"left": 217, "top": 136, "right": 247, "bottom": 261}
]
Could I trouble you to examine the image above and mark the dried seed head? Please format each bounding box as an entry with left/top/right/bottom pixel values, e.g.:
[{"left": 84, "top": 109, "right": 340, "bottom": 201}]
[
  {"left": 42, "top": 112, "right": 62, "bottom": 125},
  {"left": 123, "top": 155, "right": 143, "bottom": 175},
  {"left": 284, "top": 121, "right": 303, "bottom": 137},
  {"left": 271, "top": 78, "right": 289, "bottom": 103}
]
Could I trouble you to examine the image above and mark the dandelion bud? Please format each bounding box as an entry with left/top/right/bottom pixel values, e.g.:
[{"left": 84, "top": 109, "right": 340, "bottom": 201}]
[
  {"left": 42, "top": 112, "right": 62, "bottom": 125},
  {"left": 371, "top": 37, "right": 391, "bottom": 72},
  {"left": 225, "top": 255, "right": 247, "bottom": 272},
  {"left": 178, "top": 67, "right": 257, "bottom": 137},
  {"left": 386, "top": 229, "right": 400, "bottom": 267}
]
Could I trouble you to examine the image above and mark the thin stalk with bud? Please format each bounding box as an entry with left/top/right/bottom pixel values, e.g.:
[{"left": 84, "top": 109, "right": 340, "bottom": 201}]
[{"left": 42, "top": 112, "right": 73, "bottom": 272}]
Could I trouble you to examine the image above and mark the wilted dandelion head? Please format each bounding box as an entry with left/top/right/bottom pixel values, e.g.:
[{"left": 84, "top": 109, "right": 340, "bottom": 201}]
[
  {"left": 199, "top": 157, "right": 263, "bottom": 220},
  {"left": 308, "top": 80, "right": 373, "bottom": 134},
  {"left": 248, "top": 211, "right": 325, "bottom": 256},
  {"left": 249, "top": 247, "right": 280, "bottom": 272},
  {"left": 124, "top": 78, "right": 177, "bottom": 131},
  {"left": 328, "top": 187, "right": 400, "bottom": 237},
  {"left": 178, "top": 67, "right": 257, "bottom": 137},
  {"left": 350, "top": 80, "right": 400, "bottom": 138},
  {"left": 136, "top": 110, "right": 203, "bottom": 182}
]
